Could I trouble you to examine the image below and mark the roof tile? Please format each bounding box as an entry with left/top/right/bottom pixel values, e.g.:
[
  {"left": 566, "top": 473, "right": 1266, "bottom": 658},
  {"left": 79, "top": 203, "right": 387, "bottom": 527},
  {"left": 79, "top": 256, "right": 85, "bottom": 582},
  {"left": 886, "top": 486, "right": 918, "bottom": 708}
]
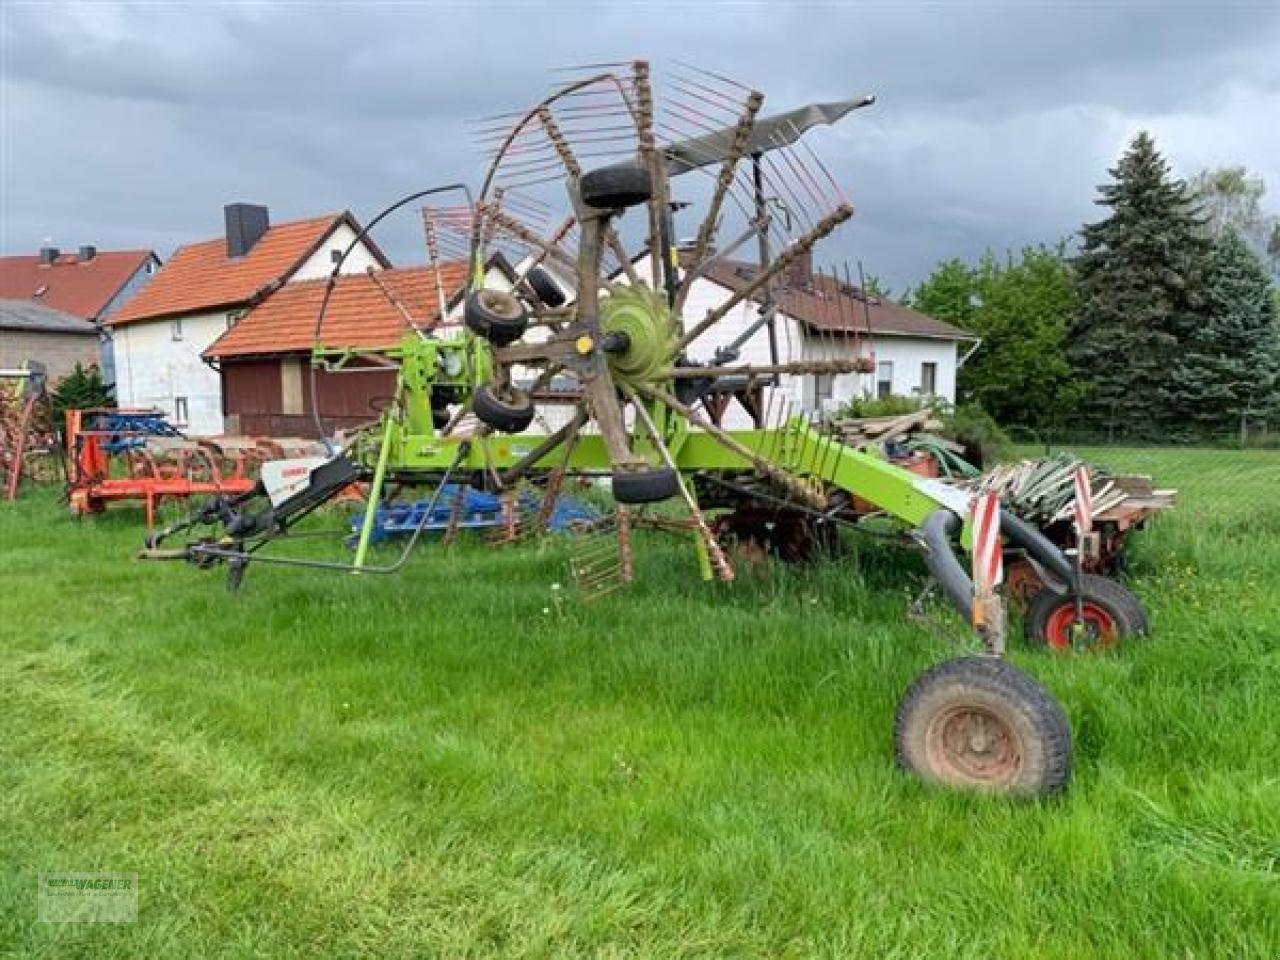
[
  {"left": 108, "top": 214, "right": 347, "bottom": 325},
  {"left": 205, "top": 263, "right": 469, "bottom": 359},
  {"left": 700, "top": 259, "right": 972, "bottom": 340},
  {"left": 0, "top": 250, "right": 155, "bottom": 321}
]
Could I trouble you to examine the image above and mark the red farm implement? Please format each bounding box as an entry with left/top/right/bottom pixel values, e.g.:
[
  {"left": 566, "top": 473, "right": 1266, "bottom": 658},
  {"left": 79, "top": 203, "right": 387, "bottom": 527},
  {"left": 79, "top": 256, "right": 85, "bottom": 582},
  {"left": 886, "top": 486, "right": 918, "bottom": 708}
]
[
  {"left": 64, "top": 408, "right": 327, "bottom": 527},
  {"left": 2, "top": 364, "right": 58, "bottom": 501}
]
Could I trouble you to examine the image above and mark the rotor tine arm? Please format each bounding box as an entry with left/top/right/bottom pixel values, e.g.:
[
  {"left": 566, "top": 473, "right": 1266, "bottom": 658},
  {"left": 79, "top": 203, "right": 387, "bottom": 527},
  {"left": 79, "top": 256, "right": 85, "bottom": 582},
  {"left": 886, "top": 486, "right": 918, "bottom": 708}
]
[
  {"left": 540, "top": 103, "right": 639, "bottom": 287},
  {"left": 420, "top": 210, "right": 450, "bottom": 326},
  {"left": 363, "top": 266, "right": 424, "bottom": 335},
  {"left": 668, "top": 359, "right": 868, "bottom": 379},
  {"left": 672, "top": 89, "right": 764, "bottom": 314},
  {"left": 673, "top": 203, "right": 853, "bottom": 354},
  {"left": 486, "top": 204, "right": 620, "bottom": 293},
  {"left": 635, "top": 382, "right": 825, "bottom": 510},
  {"left": 499, "top": 404, "right": 588, "bottom": 487},
  {"left": 625, "top": 387, "right": 734, "bottom": 581},
  {"left": 630, "top": 60, "right": 664, "bottom": 288}
]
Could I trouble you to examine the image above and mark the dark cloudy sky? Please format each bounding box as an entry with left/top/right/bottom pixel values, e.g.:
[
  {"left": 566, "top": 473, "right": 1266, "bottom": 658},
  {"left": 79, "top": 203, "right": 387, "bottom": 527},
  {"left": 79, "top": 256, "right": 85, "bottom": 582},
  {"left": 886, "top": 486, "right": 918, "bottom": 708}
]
[{"left": 2, "top": 1, "right": 1278, "bottom": 291}]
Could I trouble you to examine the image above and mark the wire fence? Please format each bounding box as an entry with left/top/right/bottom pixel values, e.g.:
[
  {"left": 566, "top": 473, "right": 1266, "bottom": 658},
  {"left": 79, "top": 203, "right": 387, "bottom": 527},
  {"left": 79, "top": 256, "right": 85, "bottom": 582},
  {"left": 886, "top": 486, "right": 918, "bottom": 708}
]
[{"left": 1003, "top": 426, "right": 1279, "bottom": 516}]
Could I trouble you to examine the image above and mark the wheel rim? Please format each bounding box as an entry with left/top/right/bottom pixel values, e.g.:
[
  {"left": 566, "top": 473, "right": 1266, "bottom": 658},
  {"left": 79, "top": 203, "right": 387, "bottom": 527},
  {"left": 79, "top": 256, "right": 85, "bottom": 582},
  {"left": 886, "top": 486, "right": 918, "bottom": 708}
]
[
  {"left": 479, "top": 290, "right": 523, "bottom": 320},
  {"left": 924, "top": 705, "right": 1023, "bottom": 787},
  {"left": 1044, "top": 600, "right": 1118, "bottom": 652}
]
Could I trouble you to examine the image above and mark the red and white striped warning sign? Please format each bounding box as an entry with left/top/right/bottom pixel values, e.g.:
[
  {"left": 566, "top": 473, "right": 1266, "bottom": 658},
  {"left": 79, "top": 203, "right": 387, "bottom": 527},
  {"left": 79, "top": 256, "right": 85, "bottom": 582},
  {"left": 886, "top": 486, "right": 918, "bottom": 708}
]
[
  {"left": 1073, "top": 464, "right": 1093, "bottom": 537},
  {"left": 971, "top": 491, "right": 1003, "bottom": 591}
]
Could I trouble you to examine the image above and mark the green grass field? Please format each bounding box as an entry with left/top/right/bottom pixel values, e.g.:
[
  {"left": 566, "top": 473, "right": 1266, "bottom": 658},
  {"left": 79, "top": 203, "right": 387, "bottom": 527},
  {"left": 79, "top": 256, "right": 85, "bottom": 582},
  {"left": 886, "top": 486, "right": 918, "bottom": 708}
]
[{"left": 2, "top": 447, "right": 1278, "bottom": 958}]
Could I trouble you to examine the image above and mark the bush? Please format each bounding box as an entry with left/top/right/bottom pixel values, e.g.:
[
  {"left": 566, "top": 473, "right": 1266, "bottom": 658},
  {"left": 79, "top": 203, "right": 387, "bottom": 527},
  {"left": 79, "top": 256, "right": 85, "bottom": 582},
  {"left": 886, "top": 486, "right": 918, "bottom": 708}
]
[
  {"left": 51, "top": 363, "right": 114, "bottom": 417},
  {"left": 833, "top": 394, "right": 941, "bottom": 420},
  {"left": 829, "top": 393, "right": 1012, "bottom": 468},
  {"left": 946, "top": 403, "right": 1012, "bottom": 467}
]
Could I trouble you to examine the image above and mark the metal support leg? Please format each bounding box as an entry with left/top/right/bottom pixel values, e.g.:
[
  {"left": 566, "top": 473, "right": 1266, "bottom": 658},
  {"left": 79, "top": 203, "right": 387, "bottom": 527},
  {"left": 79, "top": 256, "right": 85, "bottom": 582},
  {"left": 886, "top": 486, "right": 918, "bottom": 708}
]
[{"left": 353, "top": 414, "right": 396, "bottom": 571}]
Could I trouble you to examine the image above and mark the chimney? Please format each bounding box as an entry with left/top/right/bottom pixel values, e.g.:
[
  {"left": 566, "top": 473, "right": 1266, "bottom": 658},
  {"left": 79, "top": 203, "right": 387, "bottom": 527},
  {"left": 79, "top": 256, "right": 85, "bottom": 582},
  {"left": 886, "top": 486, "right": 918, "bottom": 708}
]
[
  {"left": 78, "top": 245, "right": 97, "bottom": 262},
  {"left": 224, "top": 203, "right": 270, "bottom": 258},
  {"left": 784, "top": 248, "right": 812, "bottom": 291},
  {"left": 38, "top": 246, "right": 59, "bottom": 266}
]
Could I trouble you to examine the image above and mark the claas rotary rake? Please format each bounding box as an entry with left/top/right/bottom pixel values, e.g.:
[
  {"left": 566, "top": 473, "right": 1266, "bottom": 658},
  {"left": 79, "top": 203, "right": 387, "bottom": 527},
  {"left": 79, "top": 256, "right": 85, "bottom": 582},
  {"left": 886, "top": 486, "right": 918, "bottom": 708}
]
[{"left": 142, "top": 60, "right": 1151, "bottom": 795}]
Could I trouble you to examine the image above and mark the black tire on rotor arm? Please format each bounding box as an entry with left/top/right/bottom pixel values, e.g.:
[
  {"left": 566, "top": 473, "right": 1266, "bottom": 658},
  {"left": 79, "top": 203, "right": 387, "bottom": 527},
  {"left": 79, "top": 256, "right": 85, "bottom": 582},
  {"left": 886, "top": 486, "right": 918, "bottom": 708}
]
[
  {"left": 895, "top": 655, "right": 1072, "bottom": 796},
  {"left": 611, "top": 467, "right": 680, "bottom": 504},
  {"left": 464, "top": 289, "right": 529, "bottom": 346},
  {"left": 581, "top": 163, "right": 653, "bottom": 210},
  {"left": 472, "top": 385, "right": 535, "bottom": 434},
  {"left": 524, "top": 265, "right": 566, "bottom": 308}
]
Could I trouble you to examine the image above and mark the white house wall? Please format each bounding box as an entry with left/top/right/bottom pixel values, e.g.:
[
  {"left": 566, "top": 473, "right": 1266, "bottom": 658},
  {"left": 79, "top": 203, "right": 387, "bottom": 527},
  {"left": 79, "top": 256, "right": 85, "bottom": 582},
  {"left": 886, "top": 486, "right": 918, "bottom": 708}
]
[
  {"left": 671, "top": 276, "right": 962, "bottom": 427},
  {"left": 113, "top": 311, "right": 228, "bottom": 435},
  {"left": 864, "top": 337, "right": 959, "bottom": 404},
  {"left": 113, "top": 224, "right": 383, "bottom": 436},
  {"left": 292, "top": 223, "right": 383, "bottom": 280}
]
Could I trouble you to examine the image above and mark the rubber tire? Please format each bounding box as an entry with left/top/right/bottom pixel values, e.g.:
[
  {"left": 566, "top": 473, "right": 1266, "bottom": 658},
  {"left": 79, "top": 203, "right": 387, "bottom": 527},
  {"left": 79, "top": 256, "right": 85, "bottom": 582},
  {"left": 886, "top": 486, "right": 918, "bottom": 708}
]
[
  {"left": 895, "top": 656, "right": 1072, "bottom": 796},
  {"left": 581, "top": 163, "right": 652, "bottom": 210},
  {"left": 1025, "top": 573, "right": 1148, "bottom": 649},
  {"left": 525, "top": 266, "right": 566, "bottom": 308},
  {"left": 611, "top": 467, "right": 679, "bottom": 504},
  {"left": 464, "top": 290, "right": 528, "bottom": 346},
  {"left": 472, "top": 385, "right": 534, "bottom": 433}
]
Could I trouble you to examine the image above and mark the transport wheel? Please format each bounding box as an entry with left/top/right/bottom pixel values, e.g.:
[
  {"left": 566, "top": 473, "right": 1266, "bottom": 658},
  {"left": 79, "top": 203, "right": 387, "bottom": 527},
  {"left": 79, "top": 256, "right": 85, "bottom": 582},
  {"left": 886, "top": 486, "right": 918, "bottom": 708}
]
[
  {"left": 472, "top": 385, "right": 535, "bottom": 433},
  {"left": 1025, "top": 573, "right": 1147, "bottom": 652},
  {"left": 611, "top": 467, "right": 679, "bottom": 504},
  {"left": 895, "top": 656, "right": 1072, "bottom": 796},
  {"left": 524, "top": 265, "right": 565, "bottom": 308},
  {"left": 581, "top": 163, "right": 652, "bottom": 209},
  {"left": 464, "top": 289, "right": 528, "bottom": 346}
]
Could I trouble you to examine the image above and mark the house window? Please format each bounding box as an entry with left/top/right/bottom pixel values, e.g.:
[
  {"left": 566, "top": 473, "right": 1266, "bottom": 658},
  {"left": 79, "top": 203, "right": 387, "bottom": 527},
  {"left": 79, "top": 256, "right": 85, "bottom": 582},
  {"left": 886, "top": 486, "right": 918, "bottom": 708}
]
[
  {"left": 920, "top": 361, "right": 938, "bottom": 396},
  {"left": 171, "top": 318, "right": 184, "bottom": 341},
  {"left": 814, "top": 373, "right": 834, "bottom": 408},
  {"left": 876, "top": 360, "right": 894, "bottom": 399},
  {"left": 173, "top": 397, "right": 189, "bottom": 426},
  {"left": 330, "top": 248, "right": 343, "bottom": 264}
]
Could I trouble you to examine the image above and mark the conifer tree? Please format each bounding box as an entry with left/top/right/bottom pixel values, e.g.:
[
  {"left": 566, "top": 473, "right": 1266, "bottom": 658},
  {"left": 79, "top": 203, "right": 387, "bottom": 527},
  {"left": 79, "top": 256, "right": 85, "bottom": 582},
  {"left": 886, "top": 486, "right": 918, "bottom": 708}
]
[
  {"left": 1069, "top": 131, "right": 1211, "bottom": 435},
  {"left": 1175, "top": 229, "right": 1280, "bottom": 436}
]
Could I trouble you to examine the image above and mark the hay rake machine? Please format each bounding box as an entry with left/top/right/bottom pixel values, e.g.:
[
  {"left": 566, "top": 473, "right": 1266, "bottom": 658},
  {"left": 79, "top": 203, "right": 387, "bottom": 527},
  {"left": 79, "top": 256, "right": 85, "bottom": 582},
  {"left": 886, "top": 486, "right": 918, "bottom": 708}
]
[{"left": 142, "top": 60, "right": 1151, "bottom": 795}]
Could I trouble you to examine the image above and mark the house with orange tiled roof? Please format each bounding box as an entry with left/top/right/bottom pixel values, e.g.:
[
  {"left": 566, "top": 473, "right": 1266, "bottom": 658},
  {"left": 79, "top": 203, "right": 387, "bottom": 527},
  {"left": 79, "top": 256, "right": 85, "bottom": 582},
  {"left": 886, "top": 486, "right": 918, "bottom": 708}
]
[
  {"left": 0, "top": 245, "right": 161, "bottom": 383},
  {"left": 615, "top": 248, "right": 975, "bottom": 429},
  {"left": 203, "top": 261, "right": 470, "bottom": 436},
  {"left": 104, "top": 204, "right": 387, "bottom": 435}
]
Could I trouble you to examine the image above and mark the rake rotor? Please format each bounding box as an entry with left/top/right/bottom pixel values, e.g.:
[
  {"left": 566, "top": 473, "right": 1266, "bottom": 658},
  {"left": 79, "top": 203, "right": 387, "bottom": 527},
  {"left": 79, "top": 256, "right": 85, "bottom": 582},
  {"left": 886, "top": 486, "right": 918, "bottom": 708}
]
[{"left": 456, "top": 60, "right": 873, "bottom": 526}]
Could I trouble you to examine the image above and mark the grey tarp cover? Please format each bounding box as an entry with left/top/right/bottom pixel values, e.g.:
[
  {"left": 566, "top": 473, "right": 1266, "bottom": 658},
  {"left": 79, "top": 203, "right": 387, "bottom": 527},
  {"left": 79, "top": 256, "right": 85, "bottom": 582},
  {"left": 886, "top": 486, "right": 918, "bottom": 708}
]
[{"left": 663, "top": 96, "right": 876, "bottom": 176}]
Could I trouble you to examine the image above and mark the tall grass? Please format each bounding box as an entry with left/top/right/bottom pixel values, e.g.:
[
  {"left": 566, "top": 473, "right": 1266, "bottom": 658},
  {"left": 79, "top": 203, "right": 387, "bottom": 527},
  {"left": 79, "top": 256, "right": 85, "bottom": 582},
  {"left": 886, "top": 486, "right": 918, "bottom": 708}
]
[{"left": 2, "top": 448, "right": 1277, "bottom": 958}]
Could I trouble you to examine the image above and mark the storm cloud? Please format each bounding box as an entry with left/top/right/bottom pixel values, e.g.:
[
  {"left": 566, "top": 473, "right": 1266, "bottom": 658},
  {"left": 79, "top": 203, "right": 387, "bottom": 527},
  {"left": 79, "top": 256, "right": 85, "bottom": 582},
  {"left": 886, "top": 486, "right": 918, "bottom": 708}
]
[{"left": 3, "top": 0, "right": 1278, "bottom": 290}]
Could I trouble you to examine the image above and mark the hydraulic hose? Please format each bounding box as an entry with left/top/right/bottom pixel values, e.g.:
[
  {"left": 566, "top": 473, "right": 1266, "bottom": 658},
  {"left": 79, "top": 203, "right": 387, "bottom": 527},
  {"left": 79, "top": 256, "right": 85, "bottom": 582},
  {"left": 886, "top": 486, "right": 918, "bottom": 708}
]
[{"left": 917, "top": 506, "right": 1079, "bottom": 620}]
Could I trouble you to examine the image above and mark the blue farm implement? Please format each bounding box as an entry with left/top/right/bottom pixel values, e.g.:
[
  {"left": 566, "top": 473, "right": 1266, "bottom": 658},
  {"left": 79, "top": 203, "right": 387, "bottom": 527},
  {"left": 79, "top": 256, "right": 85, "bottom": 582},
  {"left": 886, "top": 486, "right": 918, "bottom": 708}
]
[{"left": 348, "top": 485, "right": 599, "bottom": 544}]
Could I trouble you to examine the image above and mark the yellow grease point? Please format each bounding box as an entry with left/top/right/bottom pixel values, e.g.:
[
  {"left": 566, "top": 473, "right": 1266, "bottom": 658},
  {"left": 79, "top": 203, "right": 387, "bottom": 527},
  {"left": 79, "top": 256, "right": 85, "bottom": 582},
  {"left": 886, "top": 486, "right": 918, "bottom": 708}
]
[{"left": 575, "top": 335, "right": 595, "bottom": 355}]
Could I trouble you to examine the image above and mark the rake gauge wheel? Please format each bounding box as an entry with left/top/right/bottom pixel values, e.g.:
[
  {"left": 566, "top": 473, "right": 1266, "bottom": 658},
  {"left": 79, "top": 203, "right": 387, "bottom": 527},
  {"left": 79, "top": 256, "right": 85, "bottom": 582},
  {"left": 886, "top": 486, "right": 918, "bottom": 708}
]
[
  {"left": 611, "top": 467, "right": 680, "bottom": 504},
  {"left": 1025, "top": 574, "right": 1147, "bottom": 652},
  {"left": 896, "top": 656, "right": 1072, "bottom": 796},
  {"left": 472, "top": 385, "right": 535, "bottom": 434},
  {"left": 464, "top": 289, "right": 529, "bottom": 346},
  {"left": 524, "top": 265, "right": 566, "bottom": 308},
  {"left": 580, "top": 162, "right": 652, "bottom": 210}
]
